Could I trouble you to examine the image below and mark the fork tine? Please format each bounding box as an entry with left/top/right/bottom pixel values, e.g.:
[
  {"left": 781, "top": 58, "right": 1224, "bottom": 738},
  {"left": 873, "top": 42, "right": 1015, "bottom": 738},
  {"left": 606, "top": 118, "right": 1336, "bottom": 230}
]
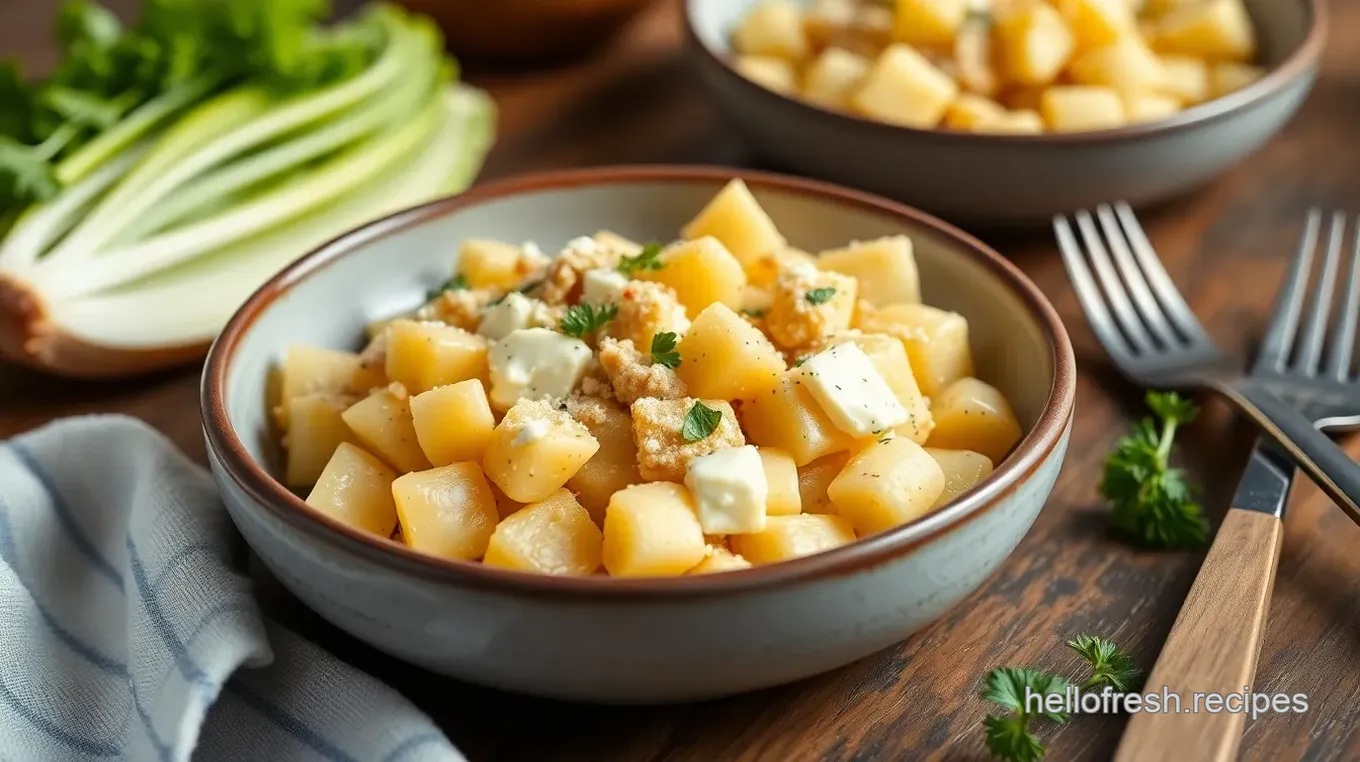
[
  {"left": 1112, "top": 202, "right": 1211, "bottom": 344},
  {"left": 1095, "top": 204, "right": 1179, "bottom": 348},
  {"left": 1297, "top": 212, "right": 1347, "bottom": 375},
  {"left": 1054, "top": 214, "right": 1137, "bottom": 365},
  {"left": 1256, "top": 209, "right": 1322, "bottom": 374},
  {"left": 1074, "top": 209, "right": 1156, "bottom": 353},
  {"left": 1326, "top": 214, "right": 1360, "bottom": 380}
]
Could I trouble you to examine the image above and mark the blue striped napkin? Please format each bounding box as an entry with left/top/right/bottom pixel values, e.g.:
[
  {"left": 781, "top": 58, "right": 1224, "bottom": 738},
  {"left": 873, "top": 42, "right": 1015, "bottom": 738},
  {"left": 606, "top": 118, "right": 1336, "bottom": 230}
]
[{"left": 0, "top": 415, "right": 464, "bottom": 762}]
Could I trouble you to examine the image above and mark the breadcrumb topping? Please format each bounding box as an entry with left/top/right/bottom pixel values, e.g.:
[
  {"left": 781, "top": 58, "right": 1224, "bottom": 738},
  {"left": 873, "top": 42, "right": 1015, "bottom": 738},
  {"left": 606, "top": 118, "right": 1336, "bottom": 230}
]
[
  {"left": 416, "top": 288, "right": 494, "bottom": 331},
  {"left": 597, "top": 337, "right": 688, "bottom": 405},
  {"left": 766, "top": 263, "right": 858, "bottom": 350},
  {"left": 603, "top": 280, "right": 691, "bottom": 350},
  {"left": 629, "top": 396, "right": 744, "bottom": 481},
  {"left": 536, "top": 237, "right": 622, "bottom": 305}
]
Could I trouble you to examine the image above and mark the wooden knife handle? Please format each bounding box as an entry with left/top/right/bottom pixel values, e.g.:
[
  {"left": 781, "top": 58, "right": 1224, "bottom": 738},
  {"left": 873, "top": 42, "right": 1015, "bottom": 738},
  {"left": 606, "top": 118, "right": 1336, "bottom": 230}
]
[{"left": 1113, "top": 508, "right": 1283, "bottom": 762}]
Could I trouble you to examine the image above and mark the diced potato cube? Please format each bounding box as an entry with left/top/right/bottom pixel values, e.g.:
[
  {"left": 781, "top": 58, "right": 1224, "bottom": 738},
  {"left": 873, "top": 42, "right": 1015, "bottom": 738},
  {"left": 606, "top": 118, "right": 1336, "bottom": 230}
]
[
  {"left": 409, "top": 379, "right": 495, "bottom": 466},
  {"left": 798, "top": 452, "right": 851, "bottom": 514},
  {"left": 743, "top": 245, "right": 819, "bottom": 289},
  {"left": 630, "top": 397, "right": 745, "bottom": 481},
  {"left": 483, "top": 489, "right": 603, "bottom": 575},
  {"left": 730, "top": 514, "right": 856, "bottom": 564},
  {"left": 855, "top": 303, "right": 975, "bottom": 396},
  {"left": 285, "top": 394, "right": 355, "bottom": 486},
  {"left": 742, "top": 370, "right": 855, "bottom": 466},
  {"left": 602, "top": 482, "right": 708, "bottom": 577},
  {"left": 305, "top": 443, "right": 398, "bottom": 536},
  {"left": 276, "top": 345, "right": 383, "bottom": 428},
  {"left": 892, "top": 0, "right": 969, "bottom": 47},
  {"left": 392, "top": 462, "right": 499, "bottom": 560},
  {"left": 828, "top": 437, "right": 946, "bottom": 535},
  {"left": 838, "top": 332, "right": 934, "bottom": 443},
  {"left": 996, "top": 4, "right": 1076, "bottom": 86},
  {"left": 482, "top": 398, "right": 600, "bottom": 503},
  {"left": 1123, "top": 91, "right": 1183, "bottom": 122},
  {"left": 1058, "top": 0, "right": 1135, "bottom": 50},
  {"left": 385, "top": 319, "right": 489, "bottom": 396},
  {"left": 816, "top": 235, "right": 920, "bottom": 307},
  {"left": 681, "top": 179, "right": 788, "bottom": 275},
  {"left": 759, "top": 447, "right": 802, "bottom": 515},
  {"left": 734, "top": 55, "right": 799, "bottom": 94},
  {"left": 676, "top": 303, "right": 786, "bottom": 401},
  {"left": 767, "top": 263, "right": 857, "bottom": 350},
  {"left": 1040, "top": 85, "right": 1126, "bottom": 131},
  {"left": 1000, "top": 85, "right": 1046, "bottom": 111},
  {"left": 926, "top": 377, "right": 1024, "bottom": 464},
  {"left": 341, "top": 388, "right": 432, "bottom": 473},
  {"left": 459, "top": 239, "right": 541, "bottom": 291},
  {"left": 1154, "top": 0, "right": 1255, "bottom": 62},
  {"left": 733, "top": 0, "right": 810, "bottom": 60},
  {"left": 1157, "top": 55, "right": 1210, "bottom": 104},
  {"left": 565, "top": 396, "right": 645, "bottom": 525},
  {"left": 954, "top": 20, "right": 1000, "bottom": 97},
  {"left": 1209, "top": 61, "right": 1264, "bottom": 97},
  {"left": 972, "top": 109, "right": 1046, "bottom": 134},
  {"left": 637, "top": 237, "right": 746, "bottom": 315},
  {"left": 1068, "top": 37, "right": 1165, "bottom": 93},
  {"left": 489, "top": 481, "right": 524, "bottom": 521},
  {"left": 802, "top": 47, "right": 873, "bottom": 108},
  {"left": 926, "top": 447, "right": 995, "bottom": 508},
  {"left": 851, "top": 44, "right": 959, "bottom": 128},
  {"left": 944, "top": 93, "right": 1008, "bottom": 129},
  {"left": 688, "top": 546, "right": 754, "bottom": 574}
]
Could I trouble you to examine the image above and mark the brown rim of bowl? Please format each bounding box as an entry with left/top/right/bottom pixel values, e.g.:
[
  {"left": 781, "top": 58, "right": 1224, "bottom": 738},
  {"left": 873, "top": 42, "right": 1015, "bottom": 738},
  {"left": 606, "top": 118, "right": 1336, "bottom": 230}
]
[
  {"left": 681, "top": 0, "right": 1326, "bottom": 145},
  {"left": 202, "top": 165, "right": 1076, "bottom": 601}
]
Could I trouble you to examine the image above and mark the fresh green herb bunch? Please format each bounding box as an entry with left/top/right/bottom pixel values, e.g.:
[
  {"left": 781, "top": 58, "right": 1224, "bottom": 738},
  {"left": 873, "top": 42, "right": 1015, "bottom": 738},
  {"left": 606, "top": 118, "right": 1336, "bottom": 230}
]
[
  {"left": 1067, "top": 634, "right": 1142, "bottom": 692},
  {"left": 981, "top": 668, "right": 1070, "bottom": 762}
]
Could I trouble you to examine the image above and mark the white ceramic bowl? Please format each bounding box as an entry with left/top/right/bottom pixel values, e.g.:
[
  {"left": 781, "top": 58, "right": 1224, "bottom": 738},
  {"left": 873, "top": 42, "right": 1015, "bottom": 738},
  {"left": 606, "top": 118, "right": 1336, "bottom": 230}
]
[
  {"left": 684, "top": 0, "right": 1326, "bottom": 225},
  {"left": 202, "top": 167, "right": 1076, "bottom": 703}
]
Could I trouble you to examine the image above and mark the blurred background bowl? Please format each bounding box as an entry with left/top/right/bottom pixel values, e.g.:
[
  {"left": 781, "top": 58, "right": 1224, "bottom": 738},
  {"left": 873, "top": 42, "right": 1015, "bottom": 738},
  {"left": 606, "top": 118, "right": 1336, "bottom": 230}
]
[
  {"left": 684, "top": 0, "right": 1326, "bottom": 225},
  {"left": 399, "top": 0, "right": 662, "bottom": 64}
]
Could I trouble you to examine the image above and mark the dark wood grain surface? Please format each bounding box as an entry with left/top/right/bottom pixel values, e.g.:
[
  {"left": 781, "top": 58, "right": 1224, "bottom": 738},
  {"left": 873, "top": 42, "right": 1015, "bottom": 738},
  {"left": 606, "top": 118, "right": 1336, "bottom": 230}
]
[{"left": 3, "top": 1, "right": 1360, "bottom": 759}]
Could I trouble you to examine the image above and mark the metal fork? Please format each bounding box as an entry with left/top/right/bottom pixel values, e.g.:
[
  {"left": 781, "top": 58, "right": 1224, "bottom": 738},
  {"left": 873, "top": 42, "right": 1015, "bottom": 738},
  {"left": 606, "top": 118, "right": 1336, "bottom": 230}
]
[
  {"left": 1054, "top": 203, "right": 1360, "bottom": 528},
  {"left": 1100, "top": 209, "right": 1360, "bottom": 762}
]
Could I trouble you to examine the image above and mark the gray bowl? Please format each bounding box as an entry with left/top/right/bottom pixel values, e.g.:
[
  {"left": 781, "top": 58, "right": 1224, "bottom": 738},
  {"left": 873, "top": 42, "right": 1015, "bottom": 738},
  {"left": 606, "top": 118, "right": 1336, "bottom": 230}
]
[{"left": 684, "top": 0, "right": 1326, "bottom": 225}]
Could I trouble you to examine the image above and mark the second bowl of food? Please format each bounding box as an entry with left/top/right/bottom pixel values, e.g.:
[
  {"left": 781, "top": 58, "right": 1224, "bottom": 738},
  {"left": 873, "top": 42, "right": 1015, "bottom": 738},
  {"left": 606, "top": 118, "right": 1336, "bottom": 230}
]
[
  {"left": 203, "top": 167, "right": 1075, "bottom": 702},
  {"left": 685, "top": 0, "right": 1324, "bottom": 224}
]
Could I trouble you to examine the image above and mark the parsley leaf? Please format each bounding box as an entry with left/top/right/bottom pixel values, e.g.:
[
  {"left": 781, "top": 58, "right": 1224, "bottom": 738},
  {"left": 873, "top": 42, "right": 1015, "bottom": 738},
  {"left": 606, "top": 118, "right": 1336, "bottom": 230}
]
[
  {"left": 650, "top": 331, "right": 681, "bottom": 368},
  {"left": 617, "top": 241, "right": 665, "bottom": 276},
  {"left": 805, "top": 287, "right": 837, "bottom": 305},
  {"left": 425, "top": 274, "right": 467, "bottom": 301},
  {"left": 560, "top": 302, "right": 617, "bottom": 338},
  {"left": 741, "top": 308, "right": 766, "bottom": 318},
  {"left": 980, "top": 668, "right": 1070, "bottom": 762},
  {"left": 983, "top": 716, "right": 1047, "bottom": 762},
  {"left": 1100, "top": 391, "right": 1208, "bottom": 549},
  {"left": 1068, "top": 635, "right": 1142, "bottom": 692},
  {"left": 681, "top": 401, "right": 722, "bottom": 442}
]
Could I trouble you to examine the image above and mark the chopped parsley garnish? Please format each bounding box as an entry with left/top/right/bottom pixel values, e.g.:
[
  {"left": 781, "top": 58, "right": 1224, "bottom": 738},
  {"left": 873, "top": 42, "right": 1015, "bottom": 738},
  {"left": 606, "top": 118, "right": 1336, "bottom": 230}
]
[
  {"left": 617, "top": 242, "right": 665, "bottom": 276},
  {"left": 741, "top": 308, "right": 766, "bottom": 318},
  {"left": 1100, "top": 391, "right": 1207, "bottom": 549},
  {"left": 650, "top": 331, "right": 681, "bottom": 368},
  {"left": 559, "top": 302, "right": 617, "bottom": 338},
  {"left": 805, "top": 287, "right": 837, "bottom": 305},
  {"left": 681, "top": 401, "right": 722, "bottom": 442},
  {"left": 425, "top": 274, "right": 467, "bottom": 301}
]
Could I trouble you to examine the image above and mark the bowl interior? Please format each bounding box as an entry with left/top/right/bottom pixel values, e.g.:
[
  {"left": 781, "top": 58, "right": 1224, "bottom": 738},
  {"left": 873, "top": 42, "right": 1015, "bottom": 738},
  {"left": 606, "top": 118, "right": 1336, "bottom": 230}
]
[{"left": 223, "top": 173, "right": 1058, "bottom": 499}]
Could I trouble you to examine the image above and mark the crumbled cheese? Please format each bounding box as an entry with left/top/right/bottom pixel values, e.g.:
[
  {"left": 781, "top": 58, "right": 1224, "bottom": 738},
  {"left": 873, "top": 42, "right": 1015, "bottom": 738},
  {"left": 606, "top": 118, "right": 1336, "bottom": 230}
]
[
  {"left": 521, "top": 241, "right": 544, "bottom": 260},
  {"left": 581, "top": 268, "right": 630, "bottom": 305},
  {"left": 536, "top": 239, "right": 621, "bottom": 305},
  {"left": 513, "top": 417, "right": 554, "bottom": 446},
  {"left": 597, "top": 337, "right": 687, "bottom": 405},
  {"left": 799, "top": 342, "right": 908, "bottom": 437},
  {"left": 563, "top": 236, "right": 599, "bottom": 257},
  {"left": 477, "top": 292, "right": 535, "bottom": 341},
  {"left": 684, "top": 445, "right": 769, "bottom": 535},
  {"left": 488, "top": 328, "right": 593, "bottom": 411}
]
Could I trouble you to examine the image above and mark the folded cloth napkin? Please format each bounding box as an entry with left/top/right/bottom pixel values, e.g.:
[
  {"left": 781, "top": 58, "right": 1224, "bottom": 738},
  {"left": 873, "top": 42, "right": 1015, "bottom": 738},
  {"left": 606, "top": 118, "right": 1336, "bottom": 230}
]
[{"left": 0, "top": 415, "right": 465, "bottom": 762}]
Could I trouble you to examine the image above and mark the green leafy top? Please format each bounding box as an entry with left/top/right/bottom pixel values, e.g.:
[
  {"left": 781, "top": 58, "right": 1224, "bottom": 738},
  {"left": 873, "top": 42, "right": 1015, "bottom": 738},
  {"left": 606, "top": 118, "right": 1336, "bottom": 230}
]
[
  {"left": 981, "top": 668, "right": 1070, "bottom": 762},
  {"left": 1067, "top": 635, "right": 1142, "bottom": 692},
  {"left": 560, "top": 302, "right": 617, "bottom": 338},
  {"left": 650, "top": 331, "right": 681, "bottom": 369},
  {"left": 681, "top": 401, "right": 722, "bottom": 442},
  {"left": 1099, "top": 391, "right": 1207, "bottom": 549},
  {"left": 617, "top": 241, "right": 665, "bottom": 276},
  {"left": 426, "top": 274, "right": 467, "bottom": 301},
  {"left": 805, "top": 286, "right": 836, "bottom": 305}
]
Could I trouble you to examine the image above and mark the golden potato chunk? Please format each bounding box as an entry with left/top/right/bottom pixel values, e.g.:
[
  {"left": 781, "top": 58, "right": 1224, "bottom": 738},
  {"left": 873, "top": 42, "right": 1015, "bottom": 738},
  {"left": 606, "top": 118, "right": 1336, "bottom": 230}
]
[
  {"left": 638, "top": 237, "right": 747, "bottom": 315},
  {"left": 1123, "top": 92, "right": 1183, "bottom": 123},
  {"left": 384, "top": 319, "right": 489, "bottom": 396},
  {"left": 817, "top": 235, "right": 920, "bottom": 308},
  {"left": 630, "top": 396, "right": 745, "bottom": 481},
  {"left": 954, "top": 19, "right": 999, "bottom": 97},
  {"left": 944, "top": 94, "right": 1008, "bottom": 130},
  {"left": 1058, "top": 0, "right": 1134, "bottom": 51},
  {"left": 1068, "top": 37, "right": 1164, "bottom": 93},
  {"left": 798, "top": 451, "right": 851, "bottom": 514},
  {"left": 681, "top": 178, "right": 788, "bottom": 276},
  {"left": 972, "top": 109, "right": 1046, "bottom": 134},
  {"left": 482, "top": 398, "right": 601, "bottom": 503},
  {"left": 1154, "top": 0, "right": 1255, "bottom": 63},
  {"left": 733, "top": 0, "right": 810, "bottom": 60},
  {"left": 734, "top": 55, "right": 799, "bottom": 94},
  {"left": 741, "top": 370, "right": 855, "bottom": 466},
  {"left": 284, "top": 394, "right": 355, "bottom": 487},
  {"left": 565, "top": 395, "right": 645, "bottom": 525},
  {"left": 602, "top": 482, "right": 708, "bottom": 577},
  {"left": 458, "top": 239, "right": 547, "bottom": 291},
  {"left": 409, "top": 379, "right": 496, "bottom": 466},
  {"left": 828, "top": 437, "right": 946, "bottom": 535},
  {"left": 996, "top": 3, "right": 1076, "bottom": 87},
  {"left": 759, "top": 446, "right": 802, "bottom": 516},
  {"left": 730, "top": 514, "right": 856, "bottom": 564},
  {"left": 1041, "top": 85, "right": 1126, "bottom": 131},
  {"left": 851, "top": 44, "right": 959, "bottom": 128},
  {"left": 1157, "top": 55, "right": 1210, "bottom": 105},
  {"left": 926, "top": 377, "right": 1024, "bottom": 464},
  {"left": 688, "top": 545, "right": 754, "bottom": 574},
  {"left": 926, "top": 447, "right": 995, "bottom": 508},
  {"left": 856, "top": 303, "right": 974, "bottom": 396},
  {"left": 767, "top": 261, "right": 857, "bottom": 350},
  {"left": 802, "top": 47, "right": 872, "bottom": 108},
  {"left": 341, "top": 387, "right": 432, "bottom": 473},
  {"left": 276, "top": 345, "right": 383, "bottom": 428},
  {"left": 392, "top": 462, "right": 499, "bottom": 560},
  {"left": 1209, "top": 61, "right": 1264, "bottom": 98},
  {"left": 892, "top": 0, "right": 968, "bottom": 47},
  {"left": 305, "top": 443, "right": 398, "bottom": 536},
  {"left": 483, "top": 489, "right": 603, "bottom": 576},
  {"left": 676, "top": 303, "right": 786, "bottom": 401}
]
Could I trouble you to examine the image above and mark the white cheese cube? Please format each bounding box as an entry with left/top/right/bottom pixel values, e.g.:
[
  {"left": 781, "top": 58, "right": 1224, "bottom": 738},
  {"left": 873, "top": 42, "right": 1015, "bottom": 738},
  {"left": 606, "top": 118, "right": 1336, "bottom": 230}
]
[
  {"left": 487, "top": 328, "right": 592, "bottom": 411},
  {"left": 581, "top": 268, "right": 629, "bottom": 305},
  {"left": 477, "top": 292, "right": 534, "bottom": 341},
  {"left": 684, "top": 445, "right": 769, "bottom": 535},
  {"left": 800, "top": 342, "right": 909, "bottom": 437}
]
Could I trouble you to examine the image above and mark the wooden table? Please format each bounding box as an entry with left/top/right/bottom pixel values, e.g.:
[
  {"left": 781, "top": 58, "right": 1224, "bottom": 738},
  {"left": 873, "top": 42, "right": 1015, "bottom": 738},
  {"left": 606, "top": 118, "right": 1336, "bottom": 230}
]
[{"left": 4, "top": 1, "right": 1360, "bottom": 759}]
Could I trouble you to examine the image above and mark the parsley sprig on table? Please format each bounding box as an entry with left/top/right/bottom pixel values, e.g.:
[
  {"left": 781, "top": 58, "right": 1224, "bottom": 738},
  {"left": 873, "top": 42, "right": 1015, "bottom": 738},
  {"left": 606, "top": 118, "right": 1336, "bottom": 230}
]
[
  {"left": 1067, "top": 635, "right": 1142, "bottom": 692},
  {"left": 981, "top": 668, "right": 1070, "bottom": 762},
  {"left": 650, "top": 331, "right": 681, "bottom": 369},
  {"left": 617, "top": 242, "right": 665, "bottom": 276},
  {"left": 560, "top": 302, "right": 617, "bottom": 338},
  {"left": 1100, "top": 391, "right": 1208, "bottom": 549}
]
